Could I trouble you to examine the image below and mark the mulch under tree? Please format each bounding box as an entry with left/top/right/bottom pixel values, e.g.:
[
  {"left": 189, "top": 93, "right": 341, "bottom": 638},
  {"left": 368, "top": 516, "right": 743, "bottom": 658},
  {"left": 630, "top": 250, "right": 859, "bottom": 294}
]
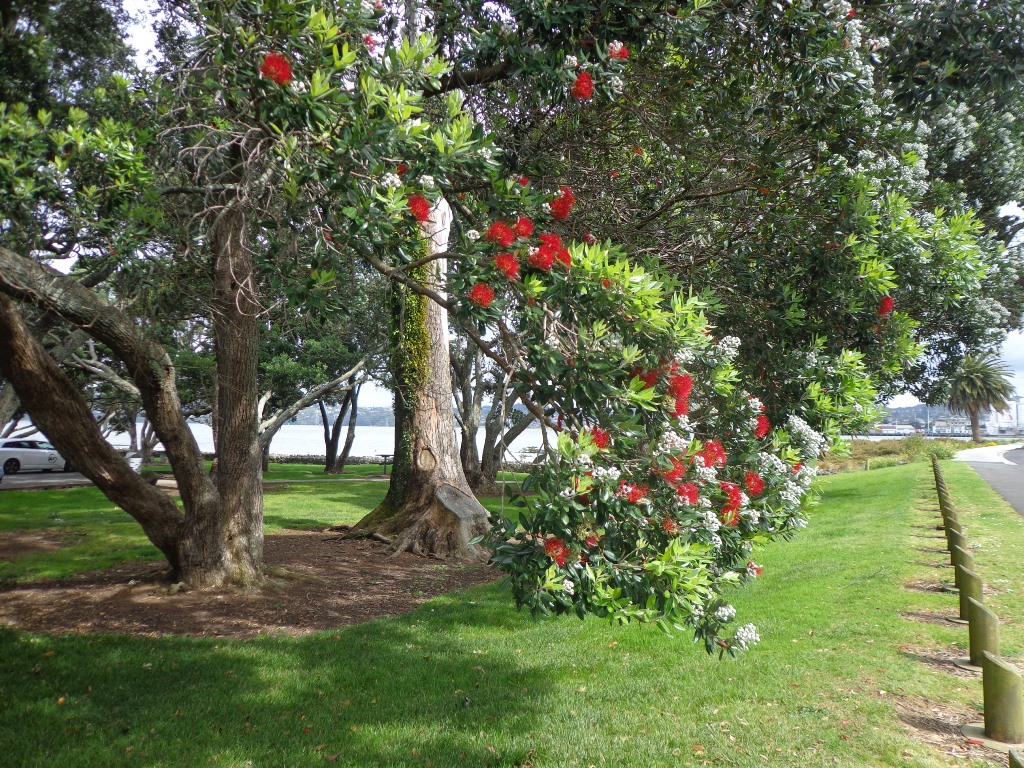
[{"left": 0, "top": 530, "right": 499, "bottom": 638}]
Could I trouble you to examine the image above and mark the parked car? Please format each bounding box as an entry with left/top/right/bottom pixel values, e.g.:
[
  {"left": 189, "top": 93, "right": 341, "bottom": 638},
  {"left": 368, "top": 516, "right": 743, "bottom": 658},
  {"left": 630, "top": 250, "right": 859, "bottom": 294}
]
[{"left": 0, "top": 439, "right": 72, "bottom": 474}]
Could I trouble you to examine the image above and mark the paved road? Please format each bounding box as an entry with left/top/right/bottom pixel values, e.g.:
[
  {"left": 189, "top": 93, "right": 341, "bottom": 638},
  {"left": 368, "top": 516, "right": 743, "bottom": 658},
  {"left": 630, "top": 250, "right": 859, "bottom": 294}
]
[
  {"left": 0, "top": 471, "right": 92, "bottom": 492},
  {"left": 957, "top": 442, "right": 1024, "bottom": 517}
]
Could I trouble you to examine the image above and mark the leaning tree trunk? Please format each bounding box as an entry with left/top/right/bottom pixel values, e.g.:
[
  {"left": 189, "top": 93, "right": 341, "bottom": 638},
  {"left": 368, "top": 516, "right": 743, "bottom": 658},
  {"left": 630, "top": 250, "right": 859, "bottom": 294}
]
[
  {"left": 0, "top": 294, "right": 186, "bottom": 571},
  {"left": 0, "top": 245, "right": 232, "bottom": 587},
  {"left": 330, "top": 382, "right": 361, "bottom": 473},
  {"left": 350, "top": 199, "right": 489, "bottom": 559}
]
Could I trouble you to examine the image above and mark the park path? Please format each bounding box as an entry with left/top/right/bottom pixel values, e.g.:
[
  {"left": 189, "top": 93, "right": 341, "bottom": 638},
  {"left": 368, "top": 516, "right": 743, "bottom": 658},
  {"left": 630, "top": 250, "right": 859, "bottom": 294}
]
[{"left": 955, "top": 442, "right": 1024, "bottom": 517}]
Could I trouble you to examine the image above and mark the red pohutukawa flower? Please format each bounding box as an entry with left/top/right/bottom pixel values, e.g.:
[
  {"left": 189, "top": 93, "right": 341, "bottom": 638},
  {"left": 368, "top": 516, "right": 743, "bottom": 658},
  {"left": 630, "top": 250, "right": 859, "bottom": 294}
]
[
  {"left": 467, "top": 283, "right": 495, "bottom": 308},
  {"left": 485, "top": 221, "right": 516, "bottom": 247},
  {"left": 617, "top": 480, "right": 648, "bottom": 504},
  {"left": 408, "top": 194, "right": 431, "bottom": 223},
  {"left": 661, "top": 517, "right": 679, "bottom": 534},
  {"left": 538, "top": 232, "right": 563, "bottom": 252},
  {"left": 555, "top": 247, "right": 571, "bottom": 268},
  {"left": 529, "top": 232, "right": 564, "bottom": 271},
  {"left": 609, "top": 41, "right": 630, "bottom": 60},
  {"left": 528, "top": 248, "right": 554, "bottom": 271},
  {"left": 668, "top": 373, "right": 693, "bottom": 399},
  {"left": 744, "top": 471, "right": 766, "bottom": 497},
  {"left": 544, "top": 537, "right": 570, "bottom": 567},
  {"left": 755, "top": 414, "right": 771, "bottom": 439},
  {"left": 494, "top": 252, "right": 519, "bottom": 280},
  {"left": 588, "top": 426, "right": 610, "bottom": 449},
  {"left": 363, "top": 34, "right": 378, "bottom": 52},
  {"left": 719, "top": 481, "right": 743, "bottom": 524},
  {"left": 747, "top": 561, "right": 764, "bottom": 577},
  {"left": 514, "top": 216, "right": 534, "bottom": 238},
  {"left": 550, "top": 186, "right": 576, "bottom": 220},
  {"left": 676, "top": 482, "right": 699, "bottom": 505},
  {"left": 662, "top": 456, "right": 687, "bottom": 484},
  {"left": 879, "top": 295, "right": 895, "bottom": 317},
  {"left": 697, "top": 439, "right": 727, "bottom": 468},
  {"left": 260, "top": 53, "right": 293, "bottom": 85},
  {"left": 397, "top": 162, "right": 409, "bottom": 176},
  {"left": 672, "top": 396, "right": 689, "bottom": 418},
  {"left": 583, "top": 232, "right": 598, "bottom": 245},
  {"left": 631, "top": 368, "right": 659, "bottom": 388},
  {"left": 518, "top": 175, "right": 530, "bottom": 186},
  {"left": 571, "top": 71, "right": 595, "bottom": 100}
]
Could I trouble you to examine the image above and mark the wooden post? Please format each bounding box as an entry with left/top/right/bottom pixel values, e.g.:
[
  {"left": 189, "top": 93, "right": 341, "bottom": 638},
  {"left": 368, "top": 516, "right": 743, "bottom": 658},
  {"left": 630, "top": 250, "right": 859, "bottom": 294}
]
[
  {"left": 952, "top": 565, "right": 982, "bottom": 623},
  {"left": 952, "top": 544, "right": 975, "bottom": 577},
  {"left": 955, "top": 597, "right": 1000, "bottom": 672},
  {"left": 947, "top": 527, "right": 966, "bottom": 555},
  {"left": 1009, "top": 748, "right": 1023, "bottom": 768},
  {"left": 962, "top": 653, "right": 1024, "bottom": 750},
  {"left": 983, "top": 652, "right": 1024, "bottom": 744}
]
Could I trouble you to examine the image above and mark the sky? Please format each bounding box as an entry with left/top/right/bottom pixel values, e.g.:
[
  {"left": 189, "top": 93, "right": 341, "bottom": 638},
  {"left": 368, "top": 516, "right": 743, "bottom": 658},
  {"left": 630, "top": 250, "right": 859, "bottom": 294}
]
[{"left": 121, "top": 2, "right": 1024, "bottom": 412}]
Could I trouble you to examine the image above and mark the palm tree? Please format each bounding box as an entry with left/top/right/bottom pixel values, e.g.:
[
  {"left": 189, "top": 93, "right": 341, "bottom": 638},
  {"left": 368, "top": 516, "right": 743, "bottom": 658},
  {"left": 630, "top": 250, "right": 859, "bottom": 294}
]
[{"left": 946, "top": 352, "right": 1016, "bottom": 443}]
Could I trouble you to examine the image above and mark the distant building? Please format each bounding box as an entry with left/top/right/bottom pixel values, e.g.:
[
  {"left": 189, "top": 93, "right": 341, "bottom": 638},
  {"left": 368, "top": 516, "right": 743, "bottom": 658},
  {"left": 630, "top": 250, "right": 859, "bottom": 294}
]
[
  {"left": 984, "top": 406, "right": 1017, "bottom": 435},
  {"left": 931, "top": 419, "right": 971, "bottom": 436},
  {"left": 872, "top": 423, "right": 916, "bottom": 436}
]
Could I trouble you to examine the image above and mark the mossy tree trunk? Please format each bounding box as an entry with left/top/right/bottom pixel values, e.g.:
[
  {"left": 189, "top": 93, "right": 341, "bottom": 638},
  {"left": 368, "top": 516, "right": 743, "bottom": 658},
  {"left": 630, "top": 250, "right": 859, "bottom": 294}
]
[{"left": 350, "top": 199, "right": 490, "bottom": 560}]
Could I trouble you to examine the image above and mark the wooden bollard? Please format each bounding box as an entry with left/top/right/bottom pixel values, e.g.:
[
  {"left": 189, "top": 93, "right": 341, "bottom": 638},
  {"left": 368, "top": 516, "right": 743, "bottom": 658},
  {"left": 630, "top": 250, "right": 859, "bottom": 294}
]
[
  {"left": 1009, "top": 747, "right": 1023, "bottom": 767},
  {"left": 955, "top": 565, "right": 982, "bottom": 622},
  {"left": 983, "top": 652, "right": 1024, "bottom": 744},
  {"left": 962, "top": 653, "right": 1024, "bottom": 750},
  {"left": 944, "top": 515, "right": 963, "bottom": 535},
  {"left": 947, "top": 527, "right": 966, "bottom": 554},
  {"left": 955, "top": 597, "right": 1000, "bottom": 672},
  {"left": 952, "top": 544, "right": 975, "bottom": 576}
]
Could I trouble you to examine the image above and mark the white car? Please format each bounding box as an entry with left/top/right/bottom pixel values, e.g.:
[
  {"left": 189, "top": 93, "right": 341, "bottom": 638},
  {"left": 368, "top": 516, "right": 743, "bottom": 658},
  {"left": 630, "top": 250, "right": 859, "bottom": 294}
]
[{"left": 0, "top": 438, "right": 72, "bottom": 474}]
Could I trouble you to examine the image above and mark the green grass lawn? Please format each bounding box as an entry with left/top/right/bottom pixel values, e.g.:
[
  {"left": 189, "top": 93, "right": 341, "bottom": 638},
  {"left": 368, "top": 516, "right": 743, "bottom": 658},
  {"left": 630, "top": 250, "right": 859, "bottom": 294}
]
[{"left": 0, "top": 462, "right": 1021, "bottom": 766}]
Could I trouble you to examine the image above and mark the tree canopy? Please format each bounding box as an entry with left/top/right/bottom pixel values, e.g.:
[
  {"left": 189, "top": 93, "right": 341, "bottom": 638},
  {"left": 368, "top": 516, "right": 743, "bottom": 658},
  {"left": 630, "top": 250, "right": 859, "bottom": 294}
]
[{"left": 1, "top": 0, "right": 1023, "bottom": 650}]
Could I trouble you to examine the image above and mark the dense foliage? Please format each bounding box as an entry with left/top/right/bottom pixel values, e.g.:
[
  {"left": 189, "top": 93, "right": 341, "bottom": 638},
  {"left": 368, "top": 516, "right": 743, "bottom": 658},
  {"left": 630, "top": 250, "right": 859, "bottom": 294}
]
[{"left": 2, "top": 0, "right": 1023, "bottom": 643}]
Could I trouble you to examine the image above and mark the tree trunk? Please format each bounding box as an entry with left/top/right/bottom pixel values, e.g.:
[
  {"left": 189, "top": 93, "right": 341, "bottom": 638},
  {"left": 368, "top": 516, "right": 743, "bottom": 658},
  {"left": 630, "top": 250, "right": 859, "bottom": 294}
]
[
  {"left": 452, "top": 335, "right": 485, "bottom": 490},
  {"left": 970, "top": 409, "right": 982, "bottom": 443},
  {"left": 0, "top": 294, "right": 186, "bottom": 572},
  {"left": 350, "top": 199, "right": 489, "bottom": 559},
  {"left": 0, "top": 244, "right": 229, "bottom": 587},
  {"left": 320, "top": 398, "right": 345, "bottom": 472},
  {"left": 479, "top": 390, "right": 536, "bottom": 492},
  {"left": 0, "top": 382, "right": 20, "bottom": 429},
  {"left": 140, "top": 419, "right": 158, "bottom": 465},
  {"left": 332, "top": 382, "right": 361, "bottom": 473},
  {"left": 178, "top": 202, "right": 265, "bottom": 588},
  {"left": 127, "top": 412, "right": 139, "bottom": 453}
]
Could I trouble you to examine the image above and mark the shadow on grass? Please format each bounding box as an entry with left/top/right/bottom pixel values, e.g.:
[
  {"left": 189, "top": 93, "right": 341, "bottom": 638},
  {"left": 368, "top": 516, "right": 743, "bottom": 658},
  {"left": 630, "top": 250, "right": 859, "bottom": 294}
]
[{"left": 0, "top": 589, "right": 552, "bottom": 767}]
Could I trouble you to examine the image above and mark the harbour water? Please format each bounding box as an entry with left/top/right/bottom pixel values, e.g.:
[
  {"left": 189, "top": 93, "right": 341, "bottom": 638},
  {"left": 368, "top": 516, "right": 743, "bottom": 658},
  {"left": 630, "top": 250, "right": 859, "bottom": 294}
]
[{"left": 106, "top": 423, "right": 548, "bottom": 460}]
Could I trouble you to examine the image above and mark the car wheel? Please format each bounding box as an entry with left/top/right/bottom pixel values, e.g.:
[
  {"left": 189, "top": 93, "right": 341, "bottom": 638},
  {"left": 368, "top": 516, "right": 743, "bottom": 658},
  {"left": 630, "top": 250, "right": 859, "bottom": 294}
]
[
  {"left": 63, "top": 462, "right": 74, "bottom": 473},
  {"left": 2, "top": 458, "right": 20, "bottom": 475}
]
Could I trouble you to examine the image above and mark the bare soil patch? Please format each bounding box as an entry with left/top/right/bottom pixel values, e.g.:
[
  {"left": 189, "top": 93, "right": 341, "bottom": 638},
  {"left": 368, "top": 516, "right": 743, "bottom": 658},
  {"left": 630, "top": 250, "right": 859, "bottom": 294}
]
[
  {"left": 892, "top": 693, "right": 1003, "bottom": 767},
  {"left": 0, "top": 531, "right": 67, "bottom": 561},
  {"left": 0, "top": 529, "right": 499, "bottom": 638}
]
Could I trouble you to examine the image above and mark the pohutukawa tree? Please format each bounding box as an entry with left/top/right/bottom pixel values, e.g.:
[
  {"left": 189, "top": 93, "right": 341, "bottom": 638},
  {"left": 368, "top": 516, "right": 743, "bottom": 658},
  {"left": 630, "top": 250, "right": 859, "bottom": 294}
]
[{"left": 3, "top": 0, "right": 888, "bottom": 646}]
